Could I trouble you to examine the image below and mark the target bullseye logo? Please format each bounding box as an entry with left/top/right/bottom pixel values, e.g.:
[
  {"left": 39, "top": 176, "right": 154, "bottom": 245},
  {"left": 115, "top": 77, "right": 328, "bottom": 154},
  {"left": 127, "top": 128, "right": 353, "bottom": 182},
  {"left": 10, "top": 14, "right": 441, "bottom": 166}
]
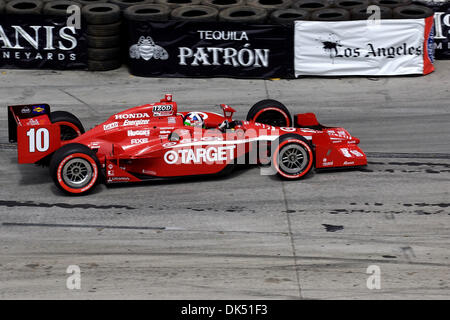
[{"left": 164, "top": 150, "right": 178, "bottom": 164}]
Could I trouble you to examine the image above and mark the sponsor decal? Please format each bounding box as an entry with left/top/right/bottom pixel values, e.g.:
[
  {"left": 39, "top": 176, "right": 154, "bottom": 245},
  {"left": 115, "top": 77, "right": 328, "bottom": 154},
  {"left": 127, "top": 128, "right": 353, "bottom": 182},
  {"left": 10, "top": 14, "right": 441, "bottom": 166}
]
[
  {"left": 127, "top": 21, "right": 290, "bottom": 78},
  {"left": 295, "top": 20, "right": 427, "bottom": 76},
  {"left": 129, "top": 36, "right": 168, "bottom": 61},
  {"left": 128, "top": 129, "right": 150, "bottom": 137},
  {"left": 0, "top": 14, "right": 87, "bottom": 69},
  {"left": 115, "top": 113, "right": 150, "bottom": 120},
  {"left": 323, "top": 158, "right": 333, "bottom": 166},
  {"left": 341, "top": 148, "right": 364, "bottom": 158},
  {"left": 123, "top": 119, "right": 150, "bottom": 126},
  {"left": 103, "top": 122, "right": 119, "bottom": 131},
  {"left": 108, "top": 164, "right": 114, "bottom": 170},
  {"left": 168, "top": 117, "right": 176, "bottom": 124},
  {"left": 26, "top": 118, "right": 39, "bottom": 126},
  {"left": 344, "top": 161, "right": 355, "bottom": 165},
  {"left": 131, "top": 138, "right": 149, "bottom": 144},
  {"left": 21, "top": 107, "right": 31, "bottom": 114},
  {"left": 109, "top": 177, "right": 130, "bottom": 182},
  {"left": 152, "top": 104, "right": 173, "bottom": 116},
  {"left": 164, "top": 146, "right": 235, "bottom": 164},
  {"left": 32, "top": 105, "right": 45, "bottom": 114}
]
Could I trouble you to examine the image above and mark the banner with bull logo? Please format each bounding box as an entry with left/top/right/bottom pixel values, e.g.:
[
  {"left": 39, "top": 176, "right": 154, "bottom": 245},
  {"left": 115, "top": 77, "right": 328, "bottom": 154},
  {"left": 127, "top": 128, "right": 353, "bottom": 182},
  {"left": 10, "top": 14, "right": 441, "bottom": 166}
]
[
  {"left": 294, "top": 18, "right": 435, "bottom": 76},
  {"left": 126, "top": 20, "right": 293, "bottom": 78},
  {"left": 0, "top": 14, "right": 87, "bottom": 69}
]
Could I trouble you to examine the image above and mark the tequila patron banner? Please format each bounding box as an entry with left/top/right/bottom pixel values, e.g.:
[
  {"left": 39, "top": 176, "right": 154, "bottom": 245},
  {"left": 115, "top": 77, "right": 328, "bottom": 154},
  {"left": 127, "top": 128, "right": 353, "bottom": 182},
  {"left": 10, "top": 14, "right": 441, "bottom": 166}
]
[
  {"left": 126, "top": 20, "right": 293, "bottom": 78},
  {"left": 294, "top": 18, "right": 435, "bottom": 76},
  {"left": 0, "top": 14, "right": 87, "bottom": 69}
]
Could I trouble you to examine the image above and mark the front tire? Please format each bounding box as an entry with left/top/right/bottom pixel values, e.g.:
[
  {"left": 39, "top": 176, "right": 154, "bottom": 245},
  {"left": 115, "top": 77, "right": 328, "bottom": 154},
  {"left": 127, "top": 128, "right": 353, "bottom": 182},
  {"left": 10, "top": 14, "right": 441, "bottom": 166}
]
[
  {"left": 49, "top": 144, "right": 100, "bottom": 195},
  {"left": 247, "top": 99, "right": 292, "bottom": 127},
  {"left": 272, "top": 134, "right": 314, "bottom": 179}
]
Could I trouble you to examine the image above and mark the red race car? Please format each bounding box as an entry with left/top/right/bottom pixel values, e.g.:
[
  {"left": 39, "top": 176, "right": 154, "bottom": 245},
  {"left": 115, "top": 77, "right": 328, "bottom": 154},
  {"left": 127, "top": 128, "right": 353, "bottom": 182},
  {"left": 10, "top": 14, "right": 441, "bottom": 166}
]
[{"left": 8, "top": 94, "right": 367, "bottom": 195}]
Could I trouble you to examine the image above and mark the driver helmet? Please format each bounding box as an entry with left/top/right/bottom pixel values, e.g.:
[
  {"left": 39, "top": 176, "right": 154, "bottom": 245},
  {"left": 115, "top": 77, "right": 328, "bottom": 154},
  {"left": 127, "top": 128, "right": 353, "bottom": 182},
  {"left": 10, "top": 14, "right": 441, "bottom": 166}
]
[{"left": 184, "top": 112, "right": 204, "bottom": 128}]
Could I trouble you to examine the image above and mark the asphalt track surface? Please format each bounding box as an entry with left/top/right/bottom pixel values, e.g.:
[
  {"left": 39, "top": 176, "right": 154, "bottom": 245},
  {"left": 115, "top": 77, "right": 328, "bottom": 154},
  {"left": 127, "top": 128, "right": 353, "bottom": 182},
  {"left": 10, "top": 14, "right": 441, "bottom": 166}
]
[{"left": 0, "top": 64, "right": 449, "bottom": 299}]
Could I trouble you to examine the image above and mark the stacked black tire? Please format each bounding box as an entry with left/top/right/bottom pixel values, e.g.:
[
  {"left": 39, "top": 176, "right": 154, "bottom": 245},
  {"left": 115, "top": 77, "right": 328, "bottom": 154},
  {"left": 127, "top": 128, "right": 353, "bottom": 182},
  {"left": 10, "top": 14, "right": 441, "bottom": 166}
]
[
  {"left": 82, "top": 2, "right": 122, "bottom": 71},
  {"left": 121, "top": 0, "right": 434, "bottom": 24}
]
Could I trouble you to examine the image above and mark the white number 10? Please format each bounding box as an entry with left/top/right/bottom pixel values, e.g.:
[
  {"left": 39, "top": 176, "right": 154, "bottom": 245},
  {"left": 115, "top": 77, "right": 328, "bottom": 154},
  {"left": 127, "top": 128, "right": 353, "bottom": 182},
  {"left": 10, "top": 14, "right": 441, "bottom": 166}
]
[{"left": 27, "top": 128, "right": 49, "bottom": 153}]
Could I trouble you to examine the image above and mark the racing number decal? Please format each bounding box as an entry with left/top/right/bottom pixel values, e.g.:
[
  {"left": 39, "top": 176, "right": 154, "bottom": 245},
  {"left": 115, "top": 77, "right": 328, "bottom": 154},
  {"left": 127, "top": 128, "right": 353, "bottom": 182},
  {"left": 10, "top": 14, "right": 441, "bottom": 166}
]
[{"left": 26, "top": 128, "right": 49, "bottom": 152}]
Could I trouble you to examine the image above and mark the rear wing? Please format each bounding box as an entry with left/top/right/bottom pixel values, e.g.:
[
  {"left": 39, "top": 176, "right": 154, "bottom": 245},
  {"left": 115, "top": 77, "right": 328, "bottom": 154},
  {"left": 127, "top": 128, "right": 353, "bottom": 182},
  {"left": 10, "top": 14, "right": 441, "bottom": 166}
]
[
  {"left": 8, "top": 104, "right": 61, "bottom": 163},
  {"left": 8, "top": 104, "right": 51, "bottom": 142}
]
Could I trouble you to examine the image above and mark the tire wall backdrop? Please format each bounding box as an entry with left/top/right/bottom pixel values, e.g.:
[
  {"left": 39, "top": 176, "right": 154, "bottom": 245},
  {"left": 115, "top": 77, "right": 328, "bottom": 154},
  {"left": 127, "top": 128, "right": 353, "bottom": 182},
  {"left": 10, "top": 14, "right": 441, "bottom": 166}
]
[{"left": 0, "top": 0, "right": 447, "bottom": 76}]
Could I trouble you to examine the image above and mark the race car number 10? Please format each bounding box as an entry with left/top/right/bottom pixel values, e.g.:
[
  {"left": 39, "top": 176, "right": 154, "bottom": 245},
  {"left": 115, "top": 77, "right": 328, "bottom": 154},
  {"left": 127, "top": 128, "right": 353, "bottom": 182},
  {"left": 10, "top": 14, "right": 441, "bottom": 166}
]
[{"left": 26, "top": 128, "right": 49, "bottom": 153}]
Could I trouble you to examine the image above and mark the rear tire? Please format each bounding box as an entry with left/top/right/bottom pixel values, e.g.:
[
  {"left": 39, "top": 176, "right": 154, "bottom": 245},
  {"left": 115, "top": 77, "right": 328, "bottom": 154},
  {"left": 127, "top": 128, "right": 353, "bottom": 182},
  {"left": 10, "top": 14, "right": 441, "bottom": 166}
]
[
  {"left": 246, "top": 99, "right": 292, "bottom": 127},
  {"left": 50, "top": 111, "right": 85, "bottom": 141},
  {"left": 272, "top": 134, "right": 314, "bottom": 179},
  {"left": 50, "top": 143, "right": 100, "bottom": 195}
]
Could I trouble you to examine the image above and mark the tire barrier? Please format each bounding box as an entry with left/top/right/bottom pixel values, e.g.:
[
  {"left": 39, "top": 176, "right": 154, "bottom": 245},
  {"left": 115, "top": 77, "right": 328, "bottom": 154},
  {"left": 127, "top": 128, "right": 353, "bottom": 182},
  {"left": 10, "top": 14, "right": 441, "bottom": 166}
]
[
  {"left": 350, "top": 5, "right": 392, "bottom": 20},
  {"left": 82, "top": 3, "right": 122, "bottom": 71},
  {"left": 109, "top": 0, "right": 154, "bottom": 10},
  {"left": 334, "top": 0, "right": 369, "bottom": 11},
  {"left": 5, "top": 0, "right": 43, "bottom": 14},
  {"left": 291, "top": 0, "right": 330, "bottom": 12},
  {"left": 219, "top": 5, "right": 267, "bottom": 23},
  {"left": 310, "top": 8, "right": 351, "bottom": 21},
  {"left": 392, "top": 4, "right": 434, "bottom": 19},
  {"left": 43, "top": 0, "right": 80, "bottom": 16},
  {"left": 247, "top": 0, "right": 292, "bottom": 13},
  {"left": 124, "top": 3, "right": 171, "bottom": 20},
  {"left": 155, "top": 0, "right": 202, "bottom": 9},
  {"left": 371, "top": 0, "right": 411, "bottom": 9},
  {"left": 170, "top": 5, "right": 219, "bottom": 21},
  {"left": 270, "top": 8, "right": 310, "bottom": 24},
  {"left": 201, "top": 0, "right": 245, "bottom": 10}
]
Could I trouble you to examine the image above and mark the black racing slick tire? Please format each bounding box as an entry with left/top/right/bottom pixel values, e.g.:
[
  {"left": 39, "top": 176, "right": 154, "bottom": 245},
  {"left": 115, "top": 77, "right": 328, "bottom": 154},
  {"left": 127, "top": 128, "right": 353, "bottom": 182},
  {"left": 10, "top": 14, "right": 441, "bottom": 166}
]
[
  {"left": 88, "top": 47, "right": 121, "bottom": 60},
  {"left": 392, "top": 4, "right": 433, "bottom": 19},
  {"left": 201, "top": 0, "right": 245, "bottom": 10},
  {"left": 247, "top": 99, "right": 293, "bottom": 127},
  {"left": 155, "top": 0, "right": 202, "bottom": 9},
  {"left": 5, "top": 0, "right": 43, "bottom": 14},
  {"left": 247, "top": 0, "right": 292, "bottom": 13},
  {"left": 87, "top": 21, "right": 122, "bottom": 36},
  {"left": 82, "top": 3, "right": 121, "bottom": 25},
  {"left": 87, "top": 34, "right": 121, "bottom": 48},
  {"left": 109, "top": 0, "right": 153, "bottom": 9},
  {"left": 124, "top": 4, "right": 171, "bottom": 21},
  {"left": 311, "top": 8, "right": 350, "bottom": 21},
  {"left": 270, "top": 8, "right": 310, "bottom": 24},
  {"left": 371, "top": 0, "right": 411, "bottom": 9},
  {"left": 170, "top": 5, "right": 218, "bottom": 21},
  {"left": 334, "top": 0, "right": 369, "bottom": 11},
  {"left": 292, "top": 0, "right": 330, "bottom": 11},
  {"left": 43, "top": 1, "right": 80, "bottom": 16},
  {"left": 49, "top": 143, "right": 101, "bottom": 195},
  {"left": 219, "top": 5, "right": 267, "bottom": 23},
  {"left": 50, "top": 111, "right": 85, "bottom": 141},
  {"left": 271, "top": 133, "right": 314, "bottom": 180},
  {"left": 0, "top": 0, "right": 4, "bottom": 13}
]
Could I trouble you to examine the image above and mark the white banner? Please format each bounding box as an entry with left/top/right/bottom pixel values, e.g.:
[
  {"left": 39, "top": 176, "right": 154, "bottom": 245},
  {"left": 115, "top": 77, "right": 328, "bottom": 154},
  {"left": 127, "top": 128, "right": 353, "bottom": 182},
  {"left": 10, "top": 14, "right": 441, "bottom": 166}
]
[{"left": 294, "top": 20, "right": 431, "bottom": 76}]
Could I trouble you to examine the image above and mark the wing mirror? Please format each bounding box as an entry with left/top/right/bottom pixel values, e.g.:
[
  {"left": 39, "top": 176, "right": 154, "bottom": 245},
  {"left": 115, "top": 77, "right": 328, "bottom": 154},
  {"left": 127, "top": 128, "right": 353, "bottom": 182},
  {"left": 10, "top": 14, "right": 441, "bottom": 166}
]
[{"left": 220, "top": 104, "right": 236, "bottom": 120}]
